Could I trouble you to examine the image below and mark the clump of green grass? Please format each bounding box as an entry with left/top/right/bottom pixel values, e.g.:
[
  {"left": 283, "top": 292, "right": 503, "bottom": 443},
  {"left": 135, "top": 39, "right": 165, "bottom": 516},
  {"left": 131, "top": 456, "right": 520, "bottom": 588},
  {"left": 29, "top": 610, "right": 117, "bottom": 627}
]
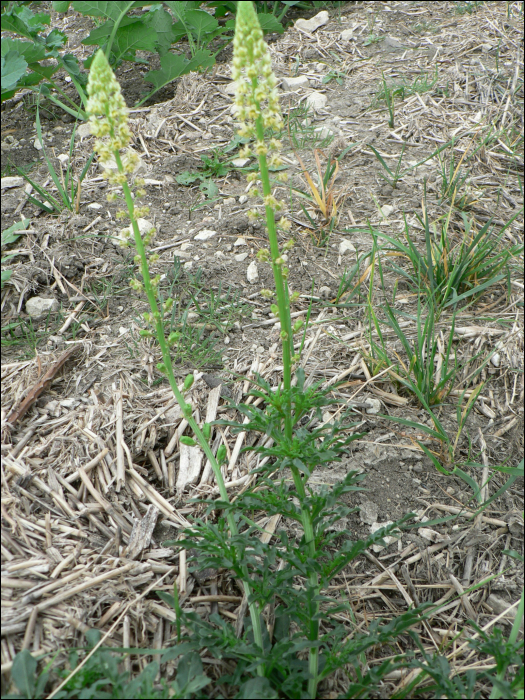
[
  {"left": 374, "top": 191, "right": 523, "bottom": 312},
  {"left": 373, "top": 67, "right": 440, "bottom": 120}
]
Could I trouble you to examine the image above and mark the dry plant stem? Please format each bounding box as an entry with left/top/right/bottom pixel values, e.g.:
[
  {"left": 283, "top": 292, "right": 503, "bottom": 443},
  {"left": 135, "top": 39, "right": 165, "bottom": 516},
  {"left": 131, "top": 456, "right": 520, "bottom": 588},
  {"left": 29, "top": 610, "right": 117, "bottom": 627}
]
[{"left": 255, "top": 110, "right": 320, "bottom": 697}]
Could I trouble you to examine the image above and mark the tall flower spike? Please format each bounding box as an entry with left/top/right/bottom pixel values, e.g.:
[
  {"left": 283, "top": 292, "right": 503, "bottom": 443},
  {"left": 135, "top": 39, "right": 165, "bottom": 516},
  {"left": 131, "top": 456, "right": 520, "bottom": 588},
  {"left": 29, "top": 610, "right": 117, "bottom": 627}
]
[
  {"left": 86, "top": 50, "right": 132, "bottom": 169},
  {"left": 232, "top": 2, "right": 283, "bottom": 137}
]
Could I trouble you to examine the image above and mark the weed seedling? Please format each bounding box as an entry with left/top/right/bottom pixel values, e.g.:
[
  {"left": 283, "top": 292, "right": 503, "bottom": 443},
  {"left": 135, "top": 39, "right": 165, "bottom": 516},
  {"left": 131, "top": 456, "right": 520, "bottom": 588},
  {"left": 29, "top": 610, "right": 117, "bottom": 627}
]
[{"left": 15, "top": 103, "right": 94, "bottom": 214}]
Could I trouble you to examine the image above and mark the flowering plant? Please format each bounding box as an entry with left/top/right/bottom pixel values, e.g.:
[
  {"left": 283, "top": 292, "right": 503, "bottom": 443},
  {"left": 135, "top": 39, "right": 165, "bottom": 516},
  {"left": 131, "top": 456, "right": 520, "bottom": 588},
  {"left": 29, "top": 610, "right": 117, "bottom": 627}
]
[
  {"left": 85, "top": 13, "right": 399, "bottom": 697},
  {"left": 86, "top": 46, "right": 266, "bottom": 669}
]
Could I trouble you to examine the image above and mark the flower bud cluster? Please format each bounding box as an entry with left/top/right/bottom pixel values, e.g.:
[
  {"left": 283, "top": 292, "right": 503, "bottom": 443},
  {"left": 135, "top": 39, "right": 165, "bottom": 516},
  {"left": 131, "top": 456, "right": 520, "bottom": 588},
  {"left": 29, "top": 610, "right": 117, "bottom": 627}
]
[
  {"left": 87, "top": 49, "right": 172, "bottom": 344},
  {"left": 86, "top": 50, "right": 132, "bottom": 182},
  {"left": 232, "top": 2, "right": 291, "bottom": 236}
]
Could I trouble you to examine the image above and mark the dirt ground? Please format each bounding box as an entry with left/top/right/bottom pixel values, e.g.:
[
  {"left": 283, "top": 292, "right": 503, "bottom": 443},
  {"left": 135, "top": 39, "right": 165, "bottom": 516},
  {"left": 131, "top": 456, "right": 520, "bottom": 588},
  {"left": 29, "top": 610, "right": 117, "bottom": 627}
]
[{"left": 1, "top": 1, "right": 523, "bottom": 697}]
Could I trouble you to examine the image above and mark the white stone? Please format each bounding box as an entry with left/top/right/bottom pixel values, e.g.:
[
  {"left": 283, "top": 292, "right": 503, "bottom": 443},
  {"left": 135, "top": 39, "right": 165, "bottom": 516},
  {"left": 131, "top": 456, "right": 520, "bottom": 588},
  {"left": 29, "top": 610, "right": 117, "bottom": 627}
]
[
  {"left": 238, "top": 195, "right": 248, "bottom": 204},
  {"left": 222, "top": 197, "right": 236, "bottom": 206},
  {"left": 234, "top": 253, "right": 248, "bottom": 262},
  {"left": 234, "top": 237, "right": 247, "bottom": 246},
  {"left": 295, "top": 11, "right": 329, "bottom": 33},
  {"left": 341, "top": 28, "right": 355, "bottom": 41},
  {"left": 33, "top": 138, "right": 43, "bottom": 151},
  {"left": 419, "top": 528, "right": 447, "bottom": 543},
  {"left": 215, "top": 251, "right": 225, "bottom": 258},
  {"left": 314, "top": 125, "right": 336, "bottom": 139},
  {"left": 75, "top": 122, "right": 92, "bottom": 140},
  {"left": 281, "top": 75, "right": 310, "bottom": 91},
  {"left": 26, "top": 297, "right": 59, "bottom": 319},
  {"left": 364, "top": 398, "right": 381, "bottom": 415},
  {"left": 360, "top": 501, "right": 378, "bottom": 525},
  {"left": 490, "top": 353, "right": 501, "bottom": 367},
  {"left": 194, "top": 229, "right": 217, "bottom": 241},
  {"left": 183, "top": 261, "right": 193, "bottom": 270},
  {"left": 59, "top": 398, "right": 78, "bottom": 409},
  {"left": 231, "top": 157, "right": 250, "bottom": 168},
  {"left": 380, "top": 204, "right": 394, "bottom": 218},
  {"left": 306, "top": 92, "right": 327, "bottom": 111},
  {"left": 247, "top": 260, "right": 258, "bottom": 283},
  {"left": 339, "top": 240, "right": 356, "bottom": 255},
  {"left": 57, "top": 153, "right": 69, "bottom": 165},
  {"left": 87, "top": 202, "right": 103, "bottom": 210},
  {"left": 136, "top": 218, "right": 154, "bottom": 234},
  {"left": 143, "top": 178, "right": 163, "bottom": 186},
  {"left": 0, "top": 176, "right": 24, "bottom": 189}
]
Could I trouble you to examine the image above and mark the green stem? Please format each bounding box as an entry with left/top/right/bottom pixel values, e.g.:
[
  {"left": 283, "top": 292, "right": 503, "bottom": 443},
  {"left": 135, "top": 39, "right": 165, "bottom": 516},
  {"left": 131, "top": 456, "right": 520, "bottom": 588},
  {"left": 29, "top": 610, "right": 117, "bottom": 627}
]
[
  {"left": 254, "top": 116, "right": 320, "bottom": 698},
  {"left": 117, "top": 156, "right": 265, "bottom": 675}
]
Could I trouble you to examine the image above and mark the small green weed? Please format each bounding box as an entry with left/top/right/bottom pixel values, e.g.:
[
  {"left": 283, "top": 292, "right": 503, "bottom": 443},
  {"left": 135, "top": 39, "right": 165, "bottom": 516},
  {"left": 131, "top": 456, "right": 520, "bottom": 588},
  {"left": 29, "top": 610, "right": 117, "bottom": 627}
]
[
  {"left": 322, "top": 67, "right": 347, "bottom": 85},
  {"left": 374, "top": 68, "right": 440, "bottom": 109},
  {"left": 1, "top": 219, "right": 30, "bottom": 289},
  {"left": 1, "top": 315, "right": 55, "bottom": 359},
  {"left": 175, "top": 148, "right": 235, "bottom": 193},
  {"left": 454, "top": 0, "right": 486, "bottom": 14},
  {"left": 412, "top": 21, "right": 438, "bottom": 33},
  {"left": 152, "top": 260, "right": 250, "bottom": 369},
  {"left": 363, "top": 33, "right": 382, "bottom": 45},
  {"left": 15, "top": 105, "right": 94, "bottom": 215},
  {"left": 278, "top": 102, "right": 334, "bottom": 150},
  {"left": 333, "top": 248, "right": 372, "bottom": 306}
]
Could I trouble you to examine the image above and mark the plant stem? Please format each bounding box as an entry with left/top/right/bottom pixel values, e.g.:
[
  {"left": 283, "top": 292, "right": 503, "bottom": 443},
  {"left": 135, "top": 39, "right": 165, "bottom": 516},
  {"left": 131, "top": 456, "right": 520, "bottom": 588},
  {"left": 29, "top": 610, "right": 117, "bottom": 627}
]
[
  {"left": 117, "top": 157, "right": 265, "bottom": 676},
  {"left": 254, "top": 114, "right": 320, "bottom": 698}
]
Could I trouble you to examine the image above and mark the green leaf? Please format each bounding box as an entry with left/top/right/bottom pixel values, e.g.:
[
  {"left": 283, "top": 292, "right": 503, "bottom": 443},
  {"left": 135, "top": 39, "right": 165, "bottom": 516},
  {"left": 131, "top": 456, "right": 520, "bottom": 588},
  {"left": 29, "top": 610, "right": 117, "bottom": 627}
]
[
  {"left": 10, "top": 649, "right": 37, "bottom": 698},
  {"left": 452, "top": 466, "right": 482, "bottom": 501},
  {"left": 175, "top": 171, "right": 201, "bottom": 186},
  {"left": 2, "top": 219, "right": 30, "bottom": 249},
  {"left": 185, "top": 9, "right": 221, "bottom": 44},
  {"left": 1, "top": 50, "right": 28, "bottom": 92},
  {"left": 143, "top": 49, "right": 214, "bottom": 99},
  {"left": 1, "top": 38, "right": 47, "bottom": 64},
  {"left": 73, "top": 1, "right": 134, "bottom": 22},
  {"left": 141, "top": 6, "right": 177, "bottom": 57},
  {"left": 199, "top": 179, "right": 218, "bottom": 198},
  {"left": 237, "top": 676, "right": 279, "bottom": 699},
  {"left": 1, "top": 269, "right": 13, "bottom": 287},
  {"left": 112, "top": 20, "right": 158, "bottom": 62},
  {"left": 180, "top": 436, "right": 197, "bottom": 446}
]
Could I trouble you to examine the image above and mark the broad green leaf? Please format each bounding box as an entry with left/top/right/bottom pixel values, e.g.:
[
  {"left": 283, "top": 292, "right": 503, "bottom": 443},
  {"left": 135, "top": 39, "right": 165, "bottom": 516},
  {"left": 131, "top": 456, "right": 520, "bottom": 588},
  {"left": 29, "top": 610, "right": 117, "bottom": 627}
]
[
  {"left": 10, "top": 649, "right": 37, "bottom": 698},
  {"left": 1, "top": 51, "right": 27, "bottom": 92},
  {"left": 112, "top": 21, "right": 158, "bottom": 61},
  {"left": 199, "top": 179, "right": 218, "bottom": 198},
  {"left": 1, "top": 7, "right": 50, "bottom": 39},
  {"left": 72, "top": 0, "right": 136, "bottom": 22},
  {"left": 175, "top": 171, "right": 201, "bottom": 186},
  {"left": 1, "top": 38, "right": 47, "bottom": 63},
  {"left": 2, "top": 219, "right": 30, "bottom": 249},
  {"left": 141, "top": 6, "right": 177, "bottom": 57},
  {"left": 143, "top": 49, "right": 214, "bottom": 95}
]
